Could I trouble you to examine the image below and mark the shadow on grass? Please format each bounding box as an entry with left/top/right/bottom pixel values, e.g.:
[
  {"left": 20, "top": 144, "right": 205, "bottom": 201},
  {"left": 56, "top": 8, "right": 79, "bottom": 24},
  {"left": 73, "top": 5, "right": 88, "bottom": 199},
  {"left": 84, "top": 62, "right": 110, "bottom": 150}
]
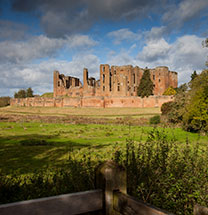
[
  {"left": 0, "top": 134, "right": 109, "bottom": 176},
  {"left": 0, "top": 157, "right": 102, "bottom": 205}
]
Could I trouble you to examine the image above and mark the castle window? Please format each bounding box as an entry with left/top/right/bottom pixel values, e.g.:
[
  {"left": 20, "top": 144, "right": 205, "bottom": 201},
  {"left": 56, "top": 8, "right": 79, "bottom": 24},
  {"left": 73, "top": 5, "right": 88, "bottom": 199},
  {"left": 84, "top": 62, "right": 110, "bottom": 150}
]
[
  {"left": 153, "top": 75, "right": 155, "bottom": 80},
  {"left": 58, "top": 81, "right": 60, "bottom": 87},
  {"left": 103, "top": 86, "right": 105, "bottom": 91},
  {"left": 109, "top": 73, "right": 112, "bottom": 91},
  {"left": 103, "top": 74, "right": 105, "bottom": 83},
  {"left": 103, "top": 66, "right": 105, "bottom": 72},
  {"left": 117, "top": 83, "right": 120, "bottom": 91},
  {"left": 159, "top": 79, "right": 160, "bottom": 82},
  {"left": 114, "top": 70, "right": 116, "bottom": 75},
  {"left": 75, "top": 79, "right": 79, "bottom": 86},
  {"left": 133, "top": 73, "right": 135, "bottom": 84}
]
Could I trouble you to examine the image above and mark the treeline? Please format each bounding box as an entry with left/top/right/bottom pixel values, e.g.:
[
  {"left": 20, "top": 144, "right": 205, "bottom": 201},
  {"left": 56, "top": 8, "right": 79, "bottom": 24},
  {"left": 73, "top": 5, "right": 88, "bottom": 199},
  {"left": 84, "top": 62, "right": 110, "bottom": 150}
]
[
  {"left": 14, "top": 87, "right": 34, "bottom": 98},
  {"left": 161, "top": 70, "right": 208, "bottom": 133}
]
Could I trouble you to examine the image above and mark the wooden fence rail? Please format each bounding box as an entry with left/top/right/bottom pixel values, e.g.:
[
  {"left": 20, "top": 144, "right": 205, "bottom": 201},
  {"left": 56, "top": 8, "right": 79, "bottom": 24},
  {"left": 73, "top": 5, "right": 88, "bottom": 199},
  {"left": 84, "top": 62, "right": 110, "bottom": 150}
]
[
  {"left": 0, "top": 189, "right": 103, "bottom": 215},
  {"left": 113, "top": 191, "right": 172, "bottom": 215},
  {"left": 0, "top": 161, "right": 207, "bottom": 215}
]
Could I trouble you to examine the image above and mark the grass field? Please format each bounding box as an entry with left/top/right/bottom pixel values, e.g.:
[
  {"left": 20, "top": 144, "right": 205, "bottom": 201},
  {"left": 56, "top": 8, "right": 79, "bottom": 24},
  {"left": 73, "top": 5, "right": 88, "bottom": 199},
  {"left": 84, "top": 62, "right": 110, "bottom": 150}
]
[
  {"left": 0, "top": 106, "right": 161, "bottom": 118},
  {"left": 0, "top": 121, "right": 207, "bottom": 176},
  {"left": 0, "top": 106, "right": 207, "bottom": 213}
]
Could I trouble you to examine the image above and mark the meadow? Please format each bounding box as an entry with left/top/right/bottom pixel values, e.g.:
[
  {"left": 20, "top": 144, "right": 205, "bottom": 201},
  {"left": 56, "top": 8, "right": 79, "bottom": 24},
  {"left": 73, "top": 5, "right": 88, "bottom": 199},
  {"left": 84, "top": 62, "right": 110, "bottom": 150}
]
[
  {"left": 0, "top": 106, "right": 207, "bottom": 214},
  {"left": 0, "top": 121, "right": 208, "bottom": 175}
]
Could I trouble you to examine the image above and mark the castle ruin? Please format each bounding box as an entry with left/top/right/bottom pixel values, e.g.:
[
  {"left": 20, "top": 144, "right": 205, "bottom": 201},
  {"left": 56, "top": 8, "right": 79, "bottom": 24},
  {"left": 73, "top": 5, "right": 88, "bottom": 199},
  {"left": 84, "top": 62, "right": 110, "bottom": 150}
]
[
  {"left": 10, "top": 64, "right": 177, "bottom": 108},
  {"left": 54, "top": 64, "right": 177, "bottom": 98}
]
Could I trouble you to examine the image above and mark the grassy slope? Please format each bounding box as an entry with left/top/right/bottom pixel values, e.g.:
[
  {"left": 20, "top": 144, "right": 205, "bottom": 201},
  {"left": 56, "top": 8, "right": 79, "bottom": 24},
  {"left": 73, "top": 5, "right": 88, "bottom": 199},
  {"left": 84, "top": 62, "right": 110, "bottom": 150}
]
[{"left": 0, "top": 122, "right": 207, "bottom": 176}]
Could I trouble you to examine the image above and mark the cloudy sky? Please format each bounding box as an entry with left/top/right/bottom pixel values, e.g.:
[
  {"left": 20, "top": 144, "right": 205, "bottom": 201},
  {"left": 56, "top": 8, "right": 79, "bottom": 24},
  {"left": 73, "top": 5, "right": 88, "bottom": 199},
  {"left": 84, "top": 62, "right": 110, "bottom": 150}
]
[{"left": 0, "top": 0, "right": 207, "bottom": 96}]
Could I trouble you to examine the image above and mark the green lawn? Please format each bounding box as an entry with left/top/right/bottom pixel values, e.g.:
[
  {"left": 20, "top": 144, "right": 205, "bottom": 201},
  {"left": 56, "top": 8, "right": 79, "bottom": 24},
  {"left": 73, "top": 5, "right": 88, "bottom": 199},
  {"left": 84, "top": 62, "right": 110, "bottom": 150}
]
[{"left": 0, "top": 121, "right": 207, "bottom": 176}]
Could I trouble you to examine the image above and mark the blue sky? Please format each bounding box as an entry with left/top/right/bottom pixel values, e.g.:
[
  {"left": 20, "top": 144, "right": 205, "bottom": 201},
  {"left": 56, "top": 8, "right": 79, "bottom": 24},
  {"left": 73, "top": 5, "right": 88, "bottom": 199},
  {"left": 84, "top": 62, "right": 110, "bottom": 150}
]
[{"left": 0, "top": 0, "right": 207, "bottom": 96}]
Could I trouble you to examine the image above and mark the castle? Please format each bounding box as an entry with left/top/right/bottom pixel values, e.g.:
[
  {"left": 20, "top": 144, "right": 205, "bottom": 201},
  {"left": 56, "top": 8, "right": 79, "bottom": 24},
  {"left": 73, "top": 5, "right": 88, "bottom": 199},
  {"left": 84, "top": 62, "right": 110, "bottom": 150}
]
[
  {"left": 54, "top": 64, "right": 177, "bottom": 98},
  {"left": 10, "top": 64, "right": 177, "bottom": 108}
]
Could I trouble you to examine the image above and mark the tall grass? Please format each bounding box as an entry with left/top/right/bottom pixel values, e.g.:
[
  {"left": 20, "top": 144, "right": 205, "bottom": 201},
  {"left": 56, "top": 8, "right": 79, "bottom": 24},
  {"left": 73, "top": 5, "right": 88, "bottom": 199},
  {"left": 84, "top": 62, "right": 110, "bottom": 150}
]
[{"left": 114, "top": 129, "right": 208, "bottom": 215}]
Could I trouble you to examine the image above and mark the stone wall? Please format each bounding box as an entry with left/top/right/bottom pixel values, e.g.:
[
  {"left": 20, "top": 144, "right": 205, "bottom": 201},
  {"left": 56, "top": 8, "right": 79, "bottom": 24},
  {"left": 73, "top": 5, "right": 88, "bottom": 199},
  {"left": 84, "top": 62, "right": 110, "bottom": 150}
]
[{"left": 10, "top": 96, "right": 173, "bottom": 108}]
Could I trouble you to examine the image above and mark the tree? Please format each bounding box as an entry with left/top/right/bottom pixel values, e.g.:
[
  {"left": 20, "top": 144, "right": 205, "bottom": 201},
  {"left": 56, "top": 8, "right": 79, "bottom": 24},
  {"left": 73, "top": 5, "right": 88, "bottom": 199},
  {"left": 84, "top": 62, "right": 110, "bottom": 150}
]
[
  {"left": 14, "top": 88, "right": 34, "bottom": 98},
  {"left": 14, "top": 89, "right": 26, "bottom": 98},
  {"left": 163, "top": 86, "right": 176, "bottom": 96},
  {"left": 137, "top": 69, "right": 154, "bottom": 98},
  {"left": 191, "top": 71, "right": 198, "bottom": 81},
  {"left": 183, "top": 70, "right": 208, "bottom": 133},
  {"left": 0, "top": 97, "right": 10, "bottom": 107},
  {"left": 26, "top": 87, "right": 34, "bottom": 97},
  {"left": 167, "top": 84, "right": 188, "bottom": 124}
]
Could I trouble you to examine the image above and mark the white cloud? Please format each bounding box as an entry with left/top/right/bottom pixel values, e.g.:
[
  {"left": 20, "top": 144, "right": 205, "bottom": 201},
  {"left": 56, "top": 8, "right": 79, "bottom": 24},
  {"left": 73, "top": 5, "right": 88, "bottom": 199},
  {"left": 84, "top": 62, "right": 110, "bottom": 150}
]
[
  {"left": 137, "top": 35, "right": 207, "bottom": 84},
  {"left": 163, "top": 0, "right": 208, "bottom": 28},
  {"left": 107, "top": 28, "right": 140, "bottom": 45},
  {"left": 0, "top": 54, "right": 100, "bottom": 96},
  {"left": 0, "top": 34, "right": 98, "bottom": 63},
  {"left": 144, "top": 26, "right": 168, "bottom": 41},
  {"left": 106, "top": 34, "right": 207, "bottom": 85},
  {"left": 65, "top": 35, "right": 97, "bottom": 48},
  {"left": 138, "top": 38, "right": 171, "bottom": 61}
]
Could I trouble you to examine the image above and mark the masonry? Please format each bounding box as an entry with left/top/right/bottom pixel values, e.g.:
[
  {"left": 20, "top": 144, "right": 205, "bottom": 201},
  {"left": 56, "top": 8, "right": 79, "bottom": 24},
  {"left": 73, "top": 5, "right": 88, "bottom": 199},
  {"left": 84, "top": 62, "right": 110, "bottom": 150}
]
[{"left": 11, "top": 64, "right": 177, "bottom": 108}]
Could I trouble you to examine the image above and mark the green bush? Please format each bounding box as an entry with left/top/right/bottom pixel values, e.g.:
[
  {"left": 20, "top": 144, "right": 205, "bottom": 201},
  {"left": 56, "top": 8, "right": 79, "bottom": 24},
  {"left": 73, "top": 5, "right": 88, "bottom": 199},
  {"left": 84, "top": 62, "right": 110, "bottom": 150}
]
[
  {"left": 149, "top": 115, "right": 160, "bottom": 124},
  {"left": 0, "top": 97, "right": 10, "bottom": 107},
  {"left": 0, "top": 154, "right": 97, "bottom": 204},
  {"left": 114, "top": 129, "right": 208, "bottom": 215},
  {"left": 163, "top": 86, "right": 176, "bottom": 96},
  {"left": 183, "top": 70, "right": 208, "bottom": 133},
  {"left": 161, "top": 101, "right": 175, "bottom": 115}
]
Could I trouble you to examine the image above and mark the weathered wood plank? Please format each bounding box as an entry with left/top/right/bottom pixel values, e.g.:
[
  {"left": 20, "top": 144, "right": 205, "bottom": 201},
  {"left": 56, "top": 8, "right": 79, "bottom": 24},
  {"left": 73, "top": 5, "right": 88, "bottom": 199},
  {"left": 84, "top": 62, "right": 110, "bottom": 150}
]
[
  {"left": 194, "top": 204, "right": 208, "bottom": 215},
  {"left": 113, "top": 191, "right": 173, "bottom": 215},
  {"left": 96, "top": 161, "right": 127, "bottom": 215},
  {"left": 0, "top": 189, "right": 103, "bottom": 215}
]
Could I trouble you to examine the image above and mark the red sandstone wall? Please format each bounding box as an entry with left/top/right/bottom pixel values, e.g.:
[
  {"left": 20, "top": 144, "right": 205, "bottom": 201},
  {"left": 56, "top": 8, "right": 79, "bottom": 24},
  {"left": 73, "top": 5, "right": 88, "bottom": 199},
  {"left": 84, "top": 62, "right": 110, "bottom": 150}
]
[
  {"left": 10, "top": 96, "right": 173, "bottom": 108},
  {"left": 82, "top": 97, "right": 104, "bottom": 107},
  {"left": 63, "top": 97, "right": 81, "bottom": 107}
]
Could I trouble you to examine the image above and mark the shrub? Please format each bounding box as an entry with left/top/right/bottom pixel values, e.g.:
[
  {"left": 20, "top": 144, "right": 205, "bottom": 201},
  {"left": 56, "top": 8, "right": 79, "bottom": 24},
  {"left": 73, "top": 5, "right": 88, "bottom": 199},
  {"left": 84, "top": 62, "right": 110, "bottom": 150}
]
[
  {"left": 0, "top": 97, "right": 10, "bottom": 107},
  {"left": 163, "top": 86, "right": 176, "bottom": 96},
  {"left": 0, "top": 154, "right": 97, "bottom": 204},
  {"left": 183, "top": 70, "right": 208, "bottom": 133},
  {"left": 114, "top": 129, "right": 208, "bottom": 215},
  {"left": 161, "top": 84, "right": 188, "bottom": 124},
  {"left": 149, "top": 115, "right": 160, "bottom": 124},
  {"left": 161, "top": 101, "right": 175, "bottom": 115}
]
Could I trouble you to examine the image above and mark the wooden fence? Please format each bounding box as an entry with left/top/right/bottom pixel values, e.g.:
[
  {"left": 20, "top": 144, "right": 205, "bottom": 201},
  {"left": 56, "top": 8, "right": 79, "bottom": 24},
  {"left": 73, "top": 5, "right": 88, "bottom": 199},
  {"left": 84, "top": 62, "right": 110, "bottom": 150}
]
[{"left": 0, "top": 161, "right": 207, "bottom": 215}]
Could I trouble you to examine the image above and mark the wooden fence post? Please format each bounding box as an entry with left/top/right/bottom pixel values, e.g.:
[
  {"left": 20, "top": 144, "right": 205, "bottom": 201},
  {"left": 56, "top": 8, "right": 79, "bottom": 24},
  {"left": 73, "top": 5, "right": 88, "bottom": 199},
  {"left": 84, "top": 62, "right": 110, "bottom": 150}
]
[{"left": 96, "top": 161, "right": 127, "bottom": 215}]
